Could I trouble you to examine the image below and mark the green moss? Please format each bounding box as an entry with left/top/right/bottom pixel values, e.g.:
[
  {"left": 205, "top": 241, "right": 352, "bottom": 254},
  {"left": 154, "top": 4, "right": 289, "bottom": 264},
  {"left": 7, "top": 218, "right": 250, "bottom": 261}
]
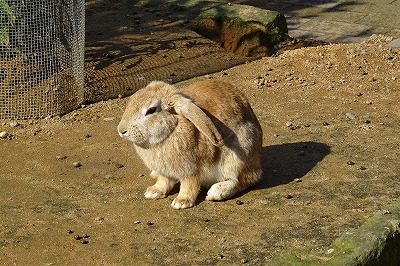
[{"left": 270, "top": 202, "right": 400, "bottom": 266}]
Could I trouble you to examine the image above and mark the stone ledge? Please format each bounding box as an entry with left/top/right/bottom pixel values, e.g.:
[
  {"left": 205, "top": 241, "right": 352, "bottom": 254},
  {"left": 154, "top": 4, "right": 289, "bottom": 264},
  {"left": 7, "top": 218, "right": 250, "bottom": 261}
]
[
  {"left": 270, "top": 201, "right": 400, "bottom": 266},
  {"left": 136, "top": 0, "right": 289, "bottom": 57}
]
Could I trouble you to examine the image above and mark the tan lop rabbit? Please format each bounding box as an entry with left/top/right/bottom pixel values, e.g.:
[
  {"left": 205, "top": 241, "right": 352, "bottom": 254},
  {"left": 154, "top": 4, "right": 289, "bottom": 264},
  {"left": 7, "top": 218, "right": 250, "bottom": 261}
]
[{"left": 118, "top": 79, "right": 263, "bottom": 209}]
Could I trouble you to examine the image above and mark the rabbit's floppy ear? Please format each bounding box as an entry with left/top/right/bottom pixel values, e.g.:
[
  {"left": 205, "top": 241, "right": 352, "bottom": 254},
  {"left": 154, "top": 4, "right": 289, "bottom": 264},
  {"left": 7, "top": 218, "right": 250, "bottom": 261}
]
[{"left": 170, "top": 94, "right": 224, "bottom": 147}]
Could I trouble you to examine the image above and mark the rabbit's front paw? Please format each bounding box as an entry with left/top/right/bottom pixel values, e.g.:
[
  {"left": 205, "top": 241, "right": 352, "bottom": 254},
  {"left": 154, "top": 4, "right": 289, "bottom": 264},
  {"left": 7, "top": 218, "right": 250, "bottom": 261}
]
[
  {"left": 206, "top": 180, "right": 238, "bottom": 201},
  {"left": 171, "top": 196, "right": 195, "bottom": 209},
  {"left": 144, "top": 186, "right": 167, "bottom": 199}
]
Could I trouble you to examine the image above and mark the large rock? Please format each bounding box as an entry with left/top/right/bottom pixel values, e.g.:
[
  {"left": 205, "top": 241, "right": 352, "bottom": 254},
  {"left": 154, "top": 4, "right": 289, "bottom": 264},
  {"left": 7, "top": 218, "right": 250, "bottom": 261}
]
[
  {"left": 136, "top": 0, "right": 289, "bottom": 57},
  {"left": 191, "top": 3, "right": 288, "bottom": 57}
]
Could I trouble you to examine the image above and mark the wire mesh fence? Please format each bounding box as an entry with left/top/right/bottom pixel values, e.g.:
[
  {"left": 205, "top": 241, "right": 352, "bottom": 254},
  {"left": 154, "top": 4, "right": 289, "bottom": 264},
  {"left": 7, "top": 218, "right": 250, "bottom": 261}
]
[{"left": 0, "top": 0, "right": 84, "bottom": 119}]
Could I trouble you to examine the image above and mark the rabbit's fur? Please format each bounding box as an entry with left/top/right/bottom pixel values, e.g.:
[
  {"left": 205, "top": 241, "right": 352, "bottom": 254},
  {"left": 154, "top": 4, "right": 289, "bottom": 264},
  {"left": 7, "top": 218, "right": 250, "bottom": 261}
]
[{"left": 118, "top": 80, "right": 262, "bottom": 209}]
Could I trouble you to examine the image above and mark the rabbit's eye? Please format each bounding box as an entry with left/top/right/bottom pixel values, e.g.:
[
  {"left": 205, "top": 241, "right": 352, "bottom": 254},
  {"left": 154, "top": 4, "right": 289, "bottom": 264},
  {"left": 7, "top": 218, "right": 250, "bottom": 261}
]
[{"left": 145, "top": 107, "right": 157, "bottom": 116}]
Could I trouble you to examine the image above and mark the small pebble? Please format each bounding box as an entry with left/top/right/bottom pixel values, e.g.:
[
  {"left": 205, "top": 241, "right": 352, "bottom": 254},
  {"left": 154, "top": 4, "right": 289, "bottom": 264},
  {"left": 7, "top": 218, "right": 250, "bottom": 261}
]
[
  {"left": 56, "top": 155, "right": 67, "bottom": 160},
  {"left": 218, "top": 254, "right": 225, "bottom": 259},
  {"left": 358, "top": 166, "right": 367, "bottom": 170},
  {"left": 364, "top": 120, "right": 371, "bottom": 124},
  {"left": 235, "top": 200, "right": 244, "bottom": 205},
  {"left": 293, "top": 178, "right": 302, "bottom": 183},
  {"left": 285, "top": 122, "right": 293, "bottom": 127},
  {"left": 241, "top": 259, "right": 249, "bottom": 264},
  {"left": 347, "top": 161, "right": 355, "bottom": 165},
  {"left": 104, "top": 174, "right": 113, "bottom": 179},
  {"left": 204, "top": 218, "right": 210, "bottom": 223},
  {"left": 134, "top": 220, "right": 142, "bottom": 224},
  {"left": 345, "top": 112, "right": 355, "bottom": 120},
  {"left": 80, "top": 239, "right": 89, "bottom": 244},
  {"left": 138, "top": 174, "right": 145, "bottom": 177},
  {"left": 73, "top": 162, "right": 82, "bottom": 168},
  {"left": 74, "top": 235, "right": 83, "bottom": 240},
  {"left": 95, "top": 217, "right": 104, "bottom": 222},
  {"left": 322, "top": 122, "right": 330, "bottom": 126},
  {"left": 285, "top": 194, "right": 293, "bottom": 199},
  {"left": 67, "top": 229, "right": 74, "bottom": 234},
  {"left": 113, "top": 162, "right": 124, "bottom": 168},
  {"left": 0, "top": 131, "right": 9, "bottom": 139},
  {"left": 146, "top": 221, "right": 154, "bottom": 226},
  {"left": 84, "top": 133, "right": 92, "bottom": 138},
  {"left": 9, "top": 121, "right": 20, "bottom": 127}
]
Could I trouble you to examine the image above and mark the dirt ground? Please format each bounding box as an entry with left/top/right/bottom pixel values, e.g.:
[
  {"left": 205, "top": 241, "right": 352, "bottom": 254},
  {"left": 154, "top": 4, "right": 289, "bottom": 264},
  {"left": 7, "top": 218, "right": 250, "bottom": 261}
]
[{"left": 1, "top": 1, "right": 400, "bottom": 265}]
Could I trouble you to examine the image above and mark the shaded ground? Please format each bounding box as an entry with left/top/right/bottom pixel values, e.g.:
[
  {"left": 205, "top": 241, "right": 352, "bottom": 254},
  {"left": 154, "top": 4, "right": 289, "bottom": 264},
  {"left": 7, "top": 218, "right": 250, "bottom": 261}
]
[
  {"left": 84, "top": 0, "right": 249, "bottom": 103},
  {"left": 1, "top": 33, "right": 399, "bottom": 264}
]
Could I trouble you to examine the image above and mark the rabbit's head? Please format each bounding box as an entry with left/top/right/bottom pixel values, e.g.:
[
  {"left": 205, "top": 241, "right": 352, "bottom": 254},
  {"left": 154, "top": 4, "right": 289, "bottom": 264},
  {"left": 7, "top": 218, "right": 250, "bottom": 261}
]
[{"left": 117, "top": 81, "right": 224, "bottom": 148}]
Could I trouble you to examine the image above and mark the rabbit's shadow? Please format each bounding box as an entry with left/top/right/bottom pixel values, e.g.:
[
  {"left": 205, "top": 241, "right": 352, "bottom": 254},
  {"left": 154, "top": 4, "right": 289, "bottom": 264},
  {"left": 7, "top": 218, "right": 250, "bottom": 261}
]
[
  {"left": 256, "top": 141, "right": 330, "bottom": 189},
  {"left": 193, "top": 141, "right": 330, "bottom": 203}
]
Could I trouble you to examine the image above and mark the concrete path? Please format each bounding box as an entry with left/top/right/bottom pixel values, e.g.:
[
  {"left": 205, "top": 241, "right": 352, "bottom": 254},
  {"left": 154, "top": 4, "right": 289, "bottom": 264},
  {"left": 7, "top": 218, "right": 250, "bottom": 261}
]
[{"left": 223, "top": 0, "right": 400, "bottom": 43}]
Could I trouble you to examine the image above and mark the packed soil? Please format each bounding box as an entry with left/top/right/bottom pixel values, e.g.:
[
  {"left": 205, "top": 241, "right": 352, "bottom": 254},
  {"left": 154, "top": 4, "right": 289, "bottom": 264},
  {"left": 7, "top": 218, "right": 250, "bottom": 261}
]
[
  {"left": 1, "top": 34, "right": 399, "bottom": 265},
  {"left": 1, "top": 1, "right": 400, "bottom": 264}
]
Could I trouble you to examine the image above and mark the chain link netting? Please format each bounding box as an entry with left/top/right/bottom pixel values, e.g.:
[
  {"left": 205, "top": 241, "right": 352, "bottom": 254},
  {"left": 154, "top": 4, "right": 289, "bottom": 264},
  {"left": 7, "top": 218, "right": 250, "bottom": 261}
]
[{"left": 0, "top": 0, "right": 84, "bottom": 119}]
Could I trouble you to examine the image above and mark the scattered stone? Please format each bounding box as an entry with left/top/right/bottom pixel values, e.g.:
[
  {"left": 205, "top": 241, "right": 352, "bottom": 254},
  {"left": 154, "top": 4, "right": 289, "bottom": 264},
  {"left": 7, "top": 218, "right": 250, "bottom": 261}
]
[
  {"left": 273, "top": 134, "right": 279, "bottom": 137},
  {"left": 322, "top": 122, "right": 330, "bottom": 126},
  {"left": 204, "top": 218, "right": 210, "bottom": 223},
  {"left": 285, "top": 194, "right": 293, "bottom": 199},
  {"left": 104, "top": 174, "right": 113, "bottom": 180},
  {"left": 134, "top": 220, "right": 142, "bottom": 224},
  {"left": 73, "top": 162, "right": 82, "bottom": 168},
  {"left": 83, "top": 234, "right": 90, "bottom": 238},
  {"left": 56, "top": 155, "right": 67, "bottom": 160},
  {"left": 84, "top": 133, "right": 92, "bottom": 138},
  {"left": 241, "top": 258, "right": 249, "bottom": 264},
  {"left": 236, "top": 200, "right": 244, "bottom": 205},
  {"left": 285, "top": 122, "right": 293, "bottom": 127},
  {"left": 358, "top": 166, "right": 367, "bottom": 170},
  {"left": 347, "top": 161, "right": 356, "bottom": 166},
  {"left": 9, "top": 121, "right": 20, "bottom": 127},
  {"left": 146, "top": 221, "right": 154, "bottom": 226},
  {"left": 345, "top": 112, "right": 355, "bottom": 120},
  {"left": 0, "top": 131, "right": 9, "bottom": 139},
  {"left": 326, "top": 248, "right": 335, "bottom": 254},
  {"left": 95, "top": 217, "right": 104, "bottom": 222},
  {"left": 356, "top": 92, "right": 363, "bottom": 97},
  {"left": 74, "top": 235, "right": 83, "bottom": 240},
  {"left": 33, "top": 128, "right": 41, "bottom": 136},
  {"left": 138, "top": 174, "right": 145, "bottom": 177},
  {"left": 364, "top": 119, "right": 371, "bottom": 124},
  {"left": 293, "top": 178, "right": 302, "bottom": 183},
  {"left": 113, "top": 162, "right": 124, "bottom": 169},
  {"left": 217, "top": 254, "right": 225, "bottom": 259},
  {"left": 80, "top": 239, "right": 89, "bottom": 244},
  {"left": 382, "top": 210, "right": 391, "bottom": 215},
  {"left": 67, "top": 229, "right": 74, "bottom": 234}
]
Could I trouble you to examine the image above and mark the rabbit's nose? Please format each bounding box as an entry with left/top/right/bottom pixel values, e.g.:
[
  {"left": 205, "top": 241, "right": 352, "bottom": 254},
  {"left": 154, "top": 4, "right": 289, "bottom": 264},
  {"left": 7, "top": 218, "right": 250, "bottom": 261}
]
[{"left": 117, "top": 124, "right": 129, "bottom": 138}]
